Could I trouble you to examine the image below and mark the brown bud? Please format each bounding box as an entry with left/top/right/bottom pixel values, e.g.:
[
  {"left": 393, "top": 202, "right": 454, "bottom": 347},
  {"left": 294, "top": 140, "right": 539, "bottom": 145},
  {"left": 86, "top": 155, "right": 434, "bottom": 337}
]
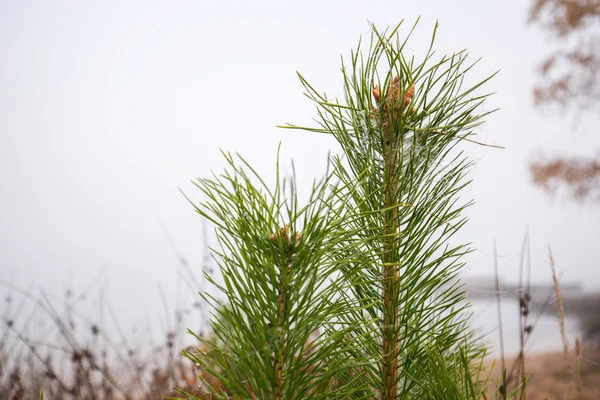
[
  {"left": 372, "top": 86, "right": 381, "bottom": 102},
  {"left": 369, "top": 107, "right": 378, "bottom": 119},
  {"left": 270, "top": 225, "right": 301, "bottom": 250},
  {"left": 403, "top": 84, "right": 415, "bottom": 108},
  {"left": 280, "top": 225, "right": 290, "bottom": 244},
  {"left": 373, "top": 76, "right": 415, "bottom": 114}
]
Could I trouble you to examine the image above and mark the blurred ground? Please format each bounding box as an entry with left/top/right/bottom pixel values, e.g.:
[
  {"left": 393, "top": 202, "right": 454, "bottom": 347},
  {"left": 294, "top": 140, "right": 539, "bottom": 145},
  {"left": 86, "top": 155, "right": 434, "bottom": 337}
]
[{"left": 486, "top": 349, "right": 600, "bottom": 400}]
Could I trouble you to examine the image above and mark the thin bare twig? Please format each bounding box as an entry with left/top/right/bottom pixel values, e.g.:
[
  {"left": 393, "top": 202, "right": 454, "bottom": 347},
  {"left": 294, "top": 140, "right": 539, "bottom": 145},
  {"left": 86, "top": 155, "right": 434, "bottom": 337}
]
[
  {"left": 493, "top": 241, "right": 507, "bottom": 400},
  {"left": 549, "top": 247, "right": 569, "bottom": 368}
]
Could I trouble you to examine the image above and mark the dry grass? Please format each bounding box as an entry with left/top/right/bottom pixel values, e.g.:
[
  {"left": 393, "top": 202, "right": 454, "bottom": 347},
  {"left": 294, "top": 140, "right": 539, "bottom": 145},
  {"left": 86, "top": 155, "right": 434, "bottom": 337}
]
[
  {"left": 1, "top": 238, "right": 598, "bottom": 399},
  {"left": 0, "top": 246, "right": 218, "bottom": 400},
  {"left": 485, "top": 350, "right": 600, "bottom": 400},
  {"left": 0, "top": 278, "right": 214, "bottom": 399},
  {"left": 483, "top": 243, "right": 600, "bottom": 400}
]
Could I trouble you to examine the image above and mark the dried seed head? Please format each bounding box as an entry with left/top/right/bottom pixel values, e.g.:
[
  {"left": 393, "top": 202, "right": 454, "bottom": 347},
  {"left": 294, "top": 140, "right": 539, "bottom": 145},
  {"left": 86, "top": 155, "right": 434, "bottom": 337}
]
[
  {"left": 45, "top": 369, "right": 57, "bottom": 380},
  {"left": 82, "top": 348, "right": 92, "bottom": 360},
  {"left": 72, "top": 350, "right": 83, "bottom": 363}
]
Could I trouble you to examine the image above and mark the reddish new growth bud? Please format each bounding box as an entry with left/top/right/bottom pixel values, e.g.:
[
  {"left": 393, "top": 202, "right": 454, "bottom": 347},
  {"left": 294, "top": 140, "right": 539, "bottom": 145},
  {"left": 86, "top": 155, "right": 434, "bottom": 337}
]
[
  {"left": 371, "top": 77, "right": 417, "bottom": 148},
  {"left": 387, "top": 76, "right": 401, "bottom": 110},
  {"left": 269, "top": 225, "right": 302, "bottom": 248},
  {"left": 403, "top": 84, "right": 415, "bottom": 109},
  {"left": 371, "top": 76, "right": 416, "bottom": 117},
  {"left": 372, "top": 86, "right": 381, "bottom": 103}
]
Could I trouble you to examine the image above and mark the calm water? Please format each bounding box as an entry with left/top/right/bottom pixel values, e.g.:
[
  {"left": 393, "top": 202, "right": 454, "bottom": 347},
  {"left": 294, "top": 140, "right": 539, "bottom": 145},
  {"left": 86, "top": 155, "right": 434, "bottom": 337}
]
[{"left": 469, "top": 298, "right": 580, "bottom": 356}]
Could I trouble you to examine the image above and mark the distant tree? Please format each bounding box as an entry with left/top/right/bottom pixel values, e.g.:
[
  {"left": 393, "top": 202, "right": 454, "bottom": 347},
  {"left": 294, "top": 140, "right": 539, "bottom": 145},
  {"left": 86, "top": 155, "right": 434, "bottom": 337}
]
[{"left": 528, "top": 0, "right": 600, "bottom": 201}]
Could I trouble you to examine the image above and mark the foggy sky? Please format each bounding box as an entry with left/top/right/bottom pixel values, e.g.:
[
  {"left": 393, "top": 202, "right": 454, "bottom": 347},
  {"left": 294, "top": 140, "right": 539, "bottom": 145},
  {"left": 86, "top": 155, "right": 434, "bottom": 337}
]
[{"left": 1, "top": 0, "right": 599, "bottom": 327}]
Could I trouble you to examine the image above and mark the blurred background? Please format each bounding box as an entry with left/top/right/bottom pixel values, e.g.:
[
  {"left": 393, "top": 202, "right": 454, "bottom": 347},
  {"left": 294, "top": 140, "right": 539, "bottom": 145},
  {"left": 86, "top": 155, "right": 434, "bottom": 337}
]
[{"left": 1, "top": 0, "right": 598, "bottom": 398}]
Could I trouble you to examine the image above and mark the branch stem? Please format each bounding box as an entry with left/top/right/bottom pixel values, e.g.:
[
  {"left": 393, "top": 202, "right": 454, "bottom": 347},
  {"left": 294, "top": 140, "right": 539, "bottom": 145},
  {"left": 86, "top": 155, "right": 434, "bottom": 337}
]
[
  {"left": 381, "top": 125, "right": 401, "bottom": 400},
  {"left": 275, "top": 250, "right": 293, "bottom": 399}
]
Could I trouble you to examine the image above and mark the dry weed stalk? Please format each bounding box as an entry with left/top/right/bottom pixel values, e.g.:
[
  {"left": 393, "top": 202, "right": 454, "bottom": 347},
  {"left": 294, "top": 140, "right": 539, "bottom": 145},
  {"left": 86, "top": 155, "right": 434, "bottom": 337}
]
[
  {"left": 549, "top": 246, "right": 570, "bottom": 369},
  {"left": 575, "top": 336, "right": 583, "bottom": 397}
]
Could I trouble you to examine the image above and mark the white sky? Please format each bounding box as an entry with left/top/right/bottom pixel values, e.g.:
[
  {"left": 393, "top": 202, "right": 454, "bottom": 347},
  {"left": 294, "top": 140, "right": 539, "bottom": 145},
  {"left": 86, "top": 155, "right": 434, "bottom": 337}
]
[{"left": 1, "top": 0, "right": 599, "bottom": 326}]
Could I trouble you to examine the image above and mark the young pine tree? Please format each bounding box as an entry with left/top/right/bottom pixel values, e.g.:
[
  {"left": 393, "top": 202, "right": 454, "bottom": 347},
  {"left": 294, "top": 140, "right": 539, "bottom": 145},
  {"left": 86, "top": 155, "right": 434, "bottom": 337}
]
[{"left": 179, "top": 20, "right": 503, "bottom": 400}]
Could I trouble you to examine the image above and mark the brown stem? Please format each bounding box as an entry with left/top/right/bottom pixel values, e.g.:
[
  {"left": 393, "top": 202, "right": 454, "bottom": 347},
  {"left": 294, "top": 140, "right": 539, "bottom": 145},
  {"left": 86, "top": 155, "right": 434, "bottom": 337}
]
[
  {"left": 381, "top": 125, "right": 400, "bottom": 400},
  {"left": 275, "top": 250, "right": 293, "bottom": 400}
]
